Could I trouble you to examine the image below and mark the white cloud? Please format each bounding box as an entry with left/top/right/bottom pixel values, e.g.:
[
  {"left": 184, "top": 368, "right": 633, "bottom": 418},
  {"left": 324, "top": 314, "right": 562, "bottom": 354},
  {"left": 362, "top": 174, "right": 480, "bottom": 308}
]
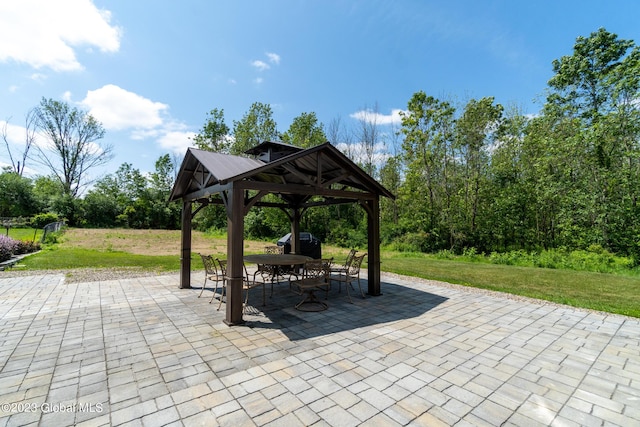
[
  {"left": 254, "top": 77, "right": 264, "bottom": 85},
  {"left": 0, "top": 0, "right": 121, "bottom": 71},
  {"left": 251, "top": 52, "right": 281, "bottom": 72},
  {"left": 81, "top": 84, "right": 168, "bottom": 131},
  {"left": 30, "top": 73, "right": 47, "bottom": 82},
  {"left": 157, "top": 130, "right": 197, "bottom": 153},
  {"left": 266, "top": 52, "right": 280, "bottom": 65},
  {"left": 251, "top": 60, "right": 270, "bottom": 71},
  {"left": 350, "top": 108, "right": 405, "bottom": 125},
  {"left": 79, "top": 85, "right": 195, "bottom": 154}
]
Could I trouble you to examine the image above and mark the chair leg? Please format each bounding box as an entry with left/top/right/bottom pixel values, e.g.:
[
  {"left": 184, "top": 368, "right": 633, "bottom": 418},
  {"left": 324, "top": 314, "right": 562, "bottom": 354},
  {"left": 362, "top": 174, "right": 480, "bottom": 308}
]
[
  {"left": 209, "top": 281, "right": 220, "bottom": 304},
  {"left": 357, "top": 278, "right": 365, "bottom": 299},
  {"left": 216, "top": 283, "right": 226, "bottom": 311},
  {"left": 346, "top": 280, "right": 353, "bottom": 304},
  {"left": 198, "top": 277, "right": 207, "bottom": 297}
]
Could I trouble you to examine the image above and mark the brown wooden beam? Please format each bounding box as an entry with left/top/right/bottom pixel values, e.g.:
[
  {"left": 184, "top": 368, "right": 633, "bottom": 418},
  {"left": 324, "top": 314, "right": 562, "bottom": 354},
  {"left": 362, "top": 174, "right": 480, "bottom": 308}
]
[
  {"left": 366, "top": 197, "right": 381, "bottom": 296},
  {"left": 224, "top": 186, "right": 245, "bottom": 326},
  {"left": 179, "top": 200, "right": 192, "bottom": 289},
  {"left": 235, "top": 180, "right": 376, "bottom": 200}
]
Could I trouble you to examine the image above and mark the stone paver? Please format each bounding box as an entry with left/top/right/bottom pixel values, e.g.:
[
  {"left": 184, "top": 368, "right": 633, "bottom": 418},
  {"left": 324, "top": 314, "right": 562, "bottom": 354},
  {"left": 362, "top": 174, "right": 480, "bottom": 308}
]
[{"left": 0, "top": 271, "right": 638, "bottom": 426}]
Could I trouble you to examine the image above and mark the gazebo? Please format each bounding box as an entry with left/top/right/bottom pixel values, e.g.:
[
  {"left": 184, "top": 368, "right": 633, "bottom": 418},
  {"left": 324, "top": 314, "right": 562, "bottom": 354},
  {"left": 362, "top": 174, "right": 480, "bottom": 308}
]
[{"left": 169, "top": 141, "right": 395, "bottom": 325}]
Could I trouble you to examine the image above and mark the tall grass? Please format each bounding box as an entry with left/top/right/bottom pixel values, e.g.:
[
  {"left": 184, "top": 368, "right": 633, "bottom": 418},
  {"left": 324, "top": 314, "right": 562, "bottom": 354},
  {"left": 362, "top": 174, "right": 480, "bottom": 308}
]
[{"left": 430, "top": 245, "right": 639, "bottom": 275}]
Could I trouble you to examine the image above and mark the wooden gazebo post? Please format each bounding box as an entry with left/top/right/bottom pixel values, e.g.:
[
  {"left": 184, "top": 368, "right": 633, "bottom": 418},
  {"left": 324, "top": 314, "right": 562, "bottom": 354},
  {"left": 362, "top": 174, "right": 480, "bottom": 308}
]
[
  {"left": 179, "top": 200, "right": 192, "bottom": 289},
  {"left": 224, "top": 187, "right": 245, "bottom": 325},
  {"left": 366, "top": 197, "right": 381, "bottom": 296}
]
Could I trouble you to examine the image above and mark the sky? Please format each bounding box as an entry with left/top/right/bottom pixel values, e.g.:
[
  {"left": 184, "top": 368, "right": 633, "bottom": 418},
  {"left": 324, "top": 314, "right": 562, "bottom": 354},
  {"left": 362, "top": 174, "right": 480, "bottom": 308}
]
[{"left": 1, "top": 0, "right": 639, "bottom": 183}]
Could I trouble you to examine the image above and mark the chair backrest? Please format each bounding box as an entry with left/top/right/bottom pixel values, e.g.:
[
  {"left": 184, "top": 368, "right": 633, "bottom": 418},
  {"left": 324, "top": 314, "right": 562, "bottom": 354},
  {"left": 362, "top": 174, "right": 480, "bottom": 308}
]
[
  {"left": 304, "top": 258, "right": 333, "bottom": 279},
  {"left": 347, "top": 253, "right": 367, "bottom": 276},
  {"left": 215, "top": 258, "right": 228, "bottom": 276},
  {"left": 344, "top": 248, "right": 357, "bottom": 267},
  {"left": 200, "top": 253, "right": 217, "bottom": 275},
  {"left": 264, "top": 245, "right": 284, "bottom": 254}
]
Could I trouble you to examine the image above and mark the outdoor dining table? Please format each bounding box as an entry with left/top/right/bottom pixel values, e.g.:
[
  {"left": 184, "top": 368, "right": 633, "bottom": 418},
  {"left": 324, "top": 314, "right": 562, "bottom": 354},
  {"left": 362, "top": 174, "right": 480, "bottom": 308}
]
[
  {"left": 243, "top": 253, "right": 312, "bottom": 270},
  {"left": 243, "top": 253, "right": 312, "bottom": 285}
]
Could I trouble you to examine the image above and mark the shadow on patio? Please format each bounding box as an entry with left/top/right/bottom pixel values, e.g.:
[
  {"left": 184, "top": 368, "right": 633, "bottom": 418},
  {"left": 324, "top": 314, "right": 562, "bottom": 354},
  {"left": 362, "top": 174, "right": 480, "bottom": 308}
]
[{"left": 218, "top": 277, "right": 449, "bottom": 341}]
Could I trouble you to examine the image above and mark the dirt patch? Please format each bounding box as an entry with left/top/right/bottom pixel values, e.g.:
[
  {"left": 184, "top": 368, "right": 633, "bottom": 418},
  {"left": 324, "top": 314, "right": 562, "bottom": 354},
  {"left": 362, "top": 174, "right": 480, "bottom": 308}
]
[{"left": 62, "top": 228, "right": 270, "bottom": 256}]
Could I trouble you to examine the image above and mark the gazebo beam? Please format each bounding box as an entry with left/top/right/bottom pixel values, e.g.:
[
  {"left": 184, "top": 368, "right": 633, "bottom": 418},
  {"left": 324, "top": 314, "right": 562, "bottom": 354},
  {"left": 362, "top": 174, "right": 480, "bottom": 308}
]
[
  {"left": 179, "top": 200, "right": 192, "bottom": 289},
  {"left": 224, "top": 186, "right": 245, "bottom": 325}
]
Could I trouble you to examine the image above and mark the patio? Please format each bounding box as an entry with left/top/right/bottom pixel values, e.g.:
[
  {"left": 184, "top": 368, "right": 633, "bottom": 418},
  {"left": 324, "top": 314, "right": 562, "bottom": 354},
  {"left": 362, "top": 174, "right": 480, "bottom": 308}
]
[{"left": 0, "top": 271, "right": 638, "bottom": 426}]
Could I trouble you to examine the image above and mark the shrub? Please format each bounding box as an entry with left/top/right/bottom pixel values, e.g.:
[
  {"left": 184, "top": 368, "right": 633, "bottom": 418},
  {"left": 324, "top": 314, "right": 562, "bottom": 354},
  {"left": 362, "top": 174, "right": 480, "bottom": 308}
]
[
  {"left": 391, "top": 231, "right": 435, "bottom": 252},
  {"left": 14, "top": 240, "right": 41, "bottom": 255},
  {"left": 0, "top": 235, "right": 20, "bottom": 262},
  {"left": 31, "top": 213, "right": 60, "bottom": 229}
]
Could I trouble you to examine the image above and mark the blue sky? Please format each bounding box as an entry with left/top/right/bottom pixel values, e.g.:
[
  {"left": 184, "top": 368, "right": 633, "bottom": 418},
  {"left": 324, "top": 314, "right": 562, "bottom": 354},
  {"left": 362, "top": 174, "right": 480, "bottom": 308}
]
[{"left": 1, "top": 0, "right": 639, "bottom": 182}]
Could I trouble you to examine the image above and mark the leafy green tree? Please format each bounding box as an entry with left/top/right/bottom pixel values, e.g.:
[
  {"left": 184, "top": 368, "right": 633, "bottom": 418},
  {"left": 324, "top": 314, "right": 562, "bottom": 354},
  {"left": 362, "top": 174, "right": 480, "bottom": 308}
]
[
  {"left": 399, "top": 91, "right": 456, "bottom": 249},
  {"left": 192, "top": 108, "right": 230, "bottom": 153},
  {"left": 0, "top": 172, "right": 38, "bottom": 217},
  {"left": 545, "top": 28, "right": 640, "bottom": 253},
  {"left": 455, "top": 97, "right": 503, "bottom": 248},
  {"left": 281, "top": 112, "right": 326, "bottom": 148},
  {"left": 32, "top": 175, "right": 64, "bottom": 214},
  {"left": 33, "top": 98, "right": 113, "bottom": 197},
  {"left": 231, "top": 102, "right": 279, "bottom": 154},
  {"left": 547, "top": 28, "right": 637, "bottom": 124}
]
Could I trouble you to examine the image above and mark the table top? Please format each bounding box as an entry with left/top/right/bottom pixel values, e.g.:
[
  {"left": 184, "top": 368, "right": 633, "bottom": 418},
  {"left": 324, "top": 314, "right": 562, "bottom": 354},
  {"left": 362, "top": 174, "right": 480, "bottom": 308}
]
[{"left": 243, "top": 254, "right": 312, "bottom": 265}]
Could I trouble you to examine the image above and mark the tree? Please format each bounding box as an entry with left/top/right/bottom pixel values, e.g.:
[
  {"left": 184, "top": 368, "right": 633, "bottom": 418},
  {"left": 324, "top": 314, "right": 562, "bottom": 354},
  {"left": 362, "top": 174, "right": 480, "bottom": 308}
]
[
  {"left": 545, "top": 28, "right": 640, "bottom": 252},
  {"left": 399, "top": 91, "right": 456, "bottom": 249},
  {"left": 455, "top": 97, "right": 503, "bottom": 246},
  {"left": 191, "top": 108, "right": 230, "bottom": 153},
  {"left": 0, "top": 172, "right": 38, "bottom": 217},
  {"left": 231, "top": 102, "right": 279, "bottom": 155},
  {"left": 33, "top": 98, "right": 113, "bottom": 197},
  {"left": 1, "top": 108, "right": 37, "bottom": 176},
  {"left": 281, "top": 112, "right": 326, "bottom": 148},
  {"left": 547, "top": 28, "right": 637, "bottom": 124}
]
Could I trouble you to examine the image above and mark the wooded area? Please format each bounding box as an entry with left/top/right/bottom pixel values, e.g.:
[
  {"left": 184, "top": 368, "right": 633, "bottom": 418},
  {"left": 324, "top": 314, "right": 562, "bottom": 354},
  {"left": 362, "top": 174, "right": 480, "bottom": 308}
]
[{"left": 2, "top": 28, "right": 640, "bottom": 260}]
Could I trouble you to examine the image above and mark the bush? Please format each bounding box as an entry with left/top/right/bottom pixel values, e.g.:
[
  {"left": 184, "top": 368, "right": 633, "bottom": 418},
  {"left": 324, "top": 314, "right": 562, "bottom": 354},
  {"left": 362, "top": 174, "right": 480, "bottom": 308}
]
[
  {"left": 391, "top": 231, "right": 435, "bottom": 252},
  {"left": 0, "top": 235, "right": 20, "bottom": 262},
  {"left": 14, "top": 240, "right": 41, "bottom": 255},
  {"left": 31, "top": 213, "right": 60, "bottom": 229}
]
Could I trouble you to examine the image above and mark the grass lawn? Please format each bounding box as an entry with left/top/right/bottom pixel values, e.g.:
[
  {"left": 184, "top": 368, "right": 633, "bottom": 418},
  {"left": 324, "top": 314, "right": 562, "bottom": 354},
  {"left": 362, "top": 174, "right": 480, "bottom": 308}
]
[
  {"left": 5, "top": 228, "right": 43, "bottom": 242},
  {"left": 382, "top": 253, "right": 640, "bottom": 318},
  {"left": 11, "top": 228, "right": 640, "bottom": 318}
]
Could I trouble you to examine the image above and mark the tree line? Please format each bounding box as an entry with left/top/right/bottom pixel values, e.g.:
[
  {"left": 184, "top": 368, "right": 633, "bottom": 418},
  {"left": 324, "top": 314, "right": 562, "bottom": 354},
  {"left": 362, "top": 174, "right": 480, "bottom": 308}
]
[{"left": 2, "top": 28, "right": 640, "bottom": 261}]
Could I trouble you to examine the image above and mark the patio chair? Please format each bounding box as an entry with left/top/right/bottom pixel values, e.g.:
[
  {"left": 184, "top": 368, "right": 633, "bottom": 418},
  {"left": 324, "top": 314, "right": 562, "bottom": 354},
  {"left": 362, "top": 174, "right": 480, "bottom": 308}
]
[
  {"left": 212, "top": 258, "right": 228, "bottom": 309},
  {"left": 329, "top": 248, "right": 357, "bottom": 279},
  {"left": 290, "top": 258, "right": 333, "bottom": 311},
  {"left": 329, "top": 253, "right": 367, "bottom": 303},
  {"left": 213, "top": 258, "right": 265, "bottom": 311},
  {"left": 198, "top": 254, "right": 224, "bottom": 300},
  {"left": 254, "top": 245, "right": 287, "bottom": 295},
  {"left": 264, "top": 245, "right": 284, "bottom": 254}
]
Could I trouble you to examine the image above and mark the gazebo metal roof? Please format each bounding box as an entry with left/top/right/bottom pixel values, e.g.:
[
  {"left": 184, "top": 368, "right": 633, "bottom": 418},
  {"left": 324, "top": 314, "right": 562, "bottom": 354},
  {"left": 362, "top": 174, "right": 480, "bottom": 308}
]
[
  {"left": 170, "top": 141, "right": 394, "bottom": 204},
  {"left": 170, "top": 141, "right": 394, "bottom": 325}
]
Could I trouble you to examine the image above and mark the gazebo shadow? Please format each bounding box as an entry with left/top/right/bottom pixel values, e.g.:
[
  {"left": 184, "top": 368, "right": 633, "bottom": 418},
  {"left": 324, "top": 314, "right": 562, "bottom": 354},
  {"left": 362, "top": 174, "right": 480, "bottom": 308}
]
[{"left": 240, "top": 277, "right": 448, "bottom": 341}]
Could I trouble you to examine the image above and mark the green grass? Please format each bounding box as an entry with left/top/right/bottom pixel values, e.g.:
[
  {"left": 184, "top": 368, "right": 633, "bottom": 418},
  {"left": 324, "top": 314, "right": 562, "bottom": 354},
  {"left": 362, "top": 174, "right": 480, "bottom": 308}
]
[
  {"left": 5, "top": 228, "right": 42, "bottom": 242},
  {"left": 382, "top": 253, "right": 640, "bottom": 318},
  {"left": 19, "top": 247, "right": 187, "bottom": 271}
]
